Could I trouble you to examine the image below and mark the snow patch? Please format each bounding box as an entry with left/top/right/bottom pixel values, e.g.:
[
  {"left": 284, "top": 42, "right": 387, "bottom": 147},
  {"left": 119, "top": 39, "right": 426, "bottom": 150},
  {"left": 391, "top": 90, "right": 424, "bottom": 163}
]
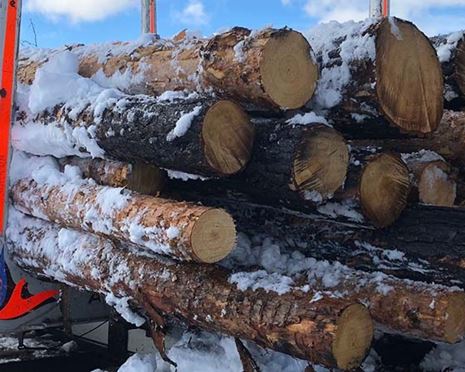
[
  {"left": 166, "top": 105, "right": 202, "bottom": 141},
  {"left": 286, "top": 112, "right": 329, "bottom": 126}
]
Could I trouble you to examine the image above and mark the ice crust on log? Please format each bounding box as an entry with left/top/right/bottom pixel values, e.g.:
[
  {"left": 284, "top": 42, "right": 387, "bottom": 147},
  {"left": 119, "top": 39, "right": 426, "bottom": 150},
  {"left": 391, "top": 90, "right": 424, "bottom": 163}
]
[{"left": 7, "top": 212, "right": 374, "bottom": 370}]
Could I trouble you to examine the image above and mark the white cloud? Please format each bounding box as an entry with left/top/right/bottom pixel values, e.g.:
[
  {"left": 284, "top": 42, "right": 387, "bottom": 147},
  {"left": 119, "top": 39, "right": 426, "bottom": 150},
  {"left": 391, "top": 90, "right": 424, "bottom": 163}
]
[
  {"left": 303, "top": 0, "right": 465, "bottom": 35},
  {"left": 174, "top": 0, "right": 210, "bottom": 26},
  {"left": 25, "top": 0, "right": 138, "bottom": 23},
  {"left": 281, "top": 0, "right": 292, "bottom": 5}
]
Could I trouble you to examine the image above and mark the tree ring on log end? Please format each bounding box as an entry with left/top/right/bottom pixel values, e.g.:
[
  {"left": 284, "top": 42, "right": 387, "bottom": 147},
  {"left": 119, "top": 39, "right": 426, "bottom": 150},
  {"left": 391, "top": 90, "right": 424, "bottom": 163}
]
[
  {"left": 190, "top": 208, "right": 236, "bottom": 263},
  {"left": 332, "top": 304, "right": 373, "bottom": 370},
  {"left": 445, "top": 293, "right": 465, "bottom": 343},
  {"left": 456, "top": 38, "right": 465, "bottom": 97},
  {"left": 418, "top": 161, "right": 456, "bottom": 207},
  {"left": 260, "top": 30, "right": 319, "bottom": 109},
  {"left": 127, "top": 162, "right": 165, "bottom": 196},
  {"left": 376, "top": 18, "right": 443, "bottom": 134},
  {"left": 292, "top": 126, "right": 349, "bottom": 202},
  {"left": 202, "top": 100, "right": 255, "bottom": 176},
  {"left": 360, "top": 153, "right": 410, "bottom": 228}
]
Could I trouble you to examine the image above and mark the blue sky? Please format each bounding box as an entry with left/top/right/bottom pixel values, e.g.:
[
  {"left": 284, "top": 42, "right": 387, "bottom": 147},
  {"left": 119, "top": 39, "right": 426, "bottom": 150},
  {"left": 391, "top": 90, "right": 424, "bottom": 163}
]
[{"left": 19, "top": 0, "right": 465, "bottom": 49}]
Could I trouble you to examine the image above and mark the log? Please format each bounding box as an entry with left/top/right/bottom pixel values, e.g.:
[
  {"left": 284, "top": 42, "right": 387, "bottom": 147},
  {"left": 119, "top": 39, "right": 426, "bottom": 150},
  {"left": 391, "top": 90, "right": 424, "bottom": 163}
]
[
  {"left": 401, "top": 151, "right": 457, "bottom": 207},
  {"left": 349, "top": 111, "right": 465, "bottom": 167},
  {"left": 14, "top": 96, "right": 255, "bottom": 177},
  {"left": 166, "top": 119, "right": 349, "bottom": 207},
  {"left": 231, "top": 119, "right": 349, "bottom": 204},
  {"left": 10, "top": 212, "right": 465, "bottom": 345},
  {"left": 7, "top": 212, "right": 374, "bottom": 370},
  {"left": 10, "top": 176, "right": 236, "bottom": 264},
  {"left": 432, "top": 32, "right": 465, "bottom": 110},
  {"left": 349, "top": 146, "right": 456, "bottom": 208},
  {"left": 345, "top": 152, "right": 410, "bottom": 228},
  {"left": 308, "top": 17, "right": 443, "bottom": 137},
  {"left": 59, "top": 157, "right": 166, "bottom": 196},
  {"left": 18, "top": 28, "right": 319, "bottom": 110},
  {"left": 164, "top": 189, "right": 465, "bottom": 284}
]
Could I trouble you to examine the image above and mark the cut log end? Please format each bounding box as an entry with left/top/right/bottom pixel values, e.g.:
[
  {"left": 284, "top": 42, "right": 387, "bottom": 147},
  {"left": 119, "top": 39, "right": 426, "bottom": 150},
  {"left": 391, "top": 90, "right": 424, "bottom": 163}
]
[
  {"left": 457, "top": 39, "right": 465, "bottom": 97},
  {"left": 128, "top": 162, "right": 166, "bottom": 196},
  {"left": 360, "top": 153, "right": 410, "bottom": 228},
  {"left": 191, "top": 208, "right": 236, "bottom": 263},
  {"left": 260, "top": 31, "right": 319, "bottom": 109},
  {"left": 202, "top": 100, "right": 255, "bottom": 176},
  {"left": 445, "top": 293, "right": 465, "bottom": 343},
  {"left": 418, "top": 161, "right": 456, "bottom": 207},
  {"left": 332, "top": 304, "right": 374, "bottom": 370},
  {"left": 292, "top": 126, "right": 349, "bottom": 201},
  {"left": 376, "top": 18, "right": 443, "bottom": 134}
]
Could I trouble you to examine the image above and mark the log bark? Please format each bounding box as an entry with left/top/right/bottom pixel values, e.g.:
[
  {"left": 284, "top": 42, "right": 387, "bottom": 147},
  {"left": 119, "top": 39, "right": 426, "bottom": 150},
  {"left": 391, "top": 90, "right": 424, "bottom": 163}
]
[
  {"left": 349, "top": 111, "right": 465, "bottom": 167},
  {"left": 7, "top": 212, "right": 373, "bottom": 370},
  {"left": 10, "top": 177, "right": 236, "bottom": 264},
  {"left": 14, "top": 96, "right": 255, "bottom": 177},
  {"left": 308, "top": 17, "right": 443, "bottom": 137},
  {"left": 59, "top": 157, "right": 166, "bottom": 196},
  {"left": 432, "top": 32, "right": 465, "bottom": 110},
  {"left": 18, "top": 28, "right": 319, "bottom": 110}
]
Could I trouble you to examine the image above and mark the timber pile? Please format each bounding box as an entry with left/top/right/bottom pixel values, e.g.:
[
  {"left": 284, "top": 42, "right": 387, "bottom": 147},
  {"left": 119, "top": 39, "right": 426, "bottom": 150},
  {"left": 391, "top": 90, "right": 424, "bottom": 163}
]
[
  {"left": 432, "top": 31, "right": 465, "bottom": 110},
  {"left": 8, "top": 18, "right": 465, "bottom": 370}
]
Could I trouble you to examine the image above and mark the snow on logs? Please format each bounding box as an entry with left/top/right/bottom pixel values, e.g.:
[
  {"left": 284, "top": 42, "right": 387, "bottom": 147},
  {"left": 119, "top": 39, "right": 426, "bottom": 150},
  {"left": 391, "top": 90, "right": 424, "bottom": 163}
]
[
  {"left": 432, "top": 31, "right": 465, "bottom": 109},
  {"left": 8, "top": 212, "right": 374, "bottom": 370},
  {"left": 206, "top": 195, "right": 465, "bottom": 282},
  {"left": 18, "top": 27, "right": 319, "bottom": 110},
  {"left": 59, "top": 157, "right": 166, "bottom": 196},
  {"left": 10, "top": 175, "right": 236, "bottom": 264},
  {"left": 308, "top": 17, "right": 444, "bottom": 137},
  {"left": 14, "top": 96, "right": 255, "bottom": 178},
  {"left": 178, "top": 197, "right": 465, "bottom": 343}
]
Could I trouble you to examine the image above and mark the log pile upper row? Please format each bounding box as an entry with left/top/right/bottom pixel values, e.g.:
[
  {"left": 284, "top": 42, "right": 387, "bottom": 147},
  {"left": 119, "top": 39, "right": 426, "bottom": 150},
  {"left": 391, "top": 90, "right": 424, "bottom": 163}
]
[{"left": 8, "top": 16, "right": 465, "bottom": 370}]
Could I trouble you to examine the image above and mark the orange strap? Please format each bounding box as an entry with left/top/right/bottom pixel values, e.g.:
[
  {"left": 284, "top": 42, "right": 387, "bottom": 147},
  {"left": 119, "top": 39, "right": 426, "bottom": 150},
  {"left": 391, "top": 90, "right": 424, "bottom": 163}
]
[{"left": 0, "top": 0, "right": 20, "bottom": 235}]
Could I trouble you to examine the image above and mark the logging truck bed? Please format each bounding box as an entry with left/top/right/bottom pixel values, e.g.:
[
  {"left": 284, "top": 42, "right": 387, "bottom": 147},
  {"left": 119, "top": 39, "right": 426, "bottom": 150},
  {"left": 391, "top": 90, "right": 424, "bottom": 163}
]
[{"left": 6, "top": 17, "right": 465, "bottom": 371}]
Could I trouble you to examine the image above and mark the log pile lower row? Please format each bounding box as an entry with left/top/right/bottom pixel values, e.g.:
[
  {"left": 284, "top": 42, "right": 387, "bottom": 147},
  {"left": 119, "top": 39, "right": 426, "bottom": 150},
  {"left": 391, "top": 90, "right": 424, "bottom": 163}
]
[{"left": 8, "top": 16, "right": 465, "bottom": 371}]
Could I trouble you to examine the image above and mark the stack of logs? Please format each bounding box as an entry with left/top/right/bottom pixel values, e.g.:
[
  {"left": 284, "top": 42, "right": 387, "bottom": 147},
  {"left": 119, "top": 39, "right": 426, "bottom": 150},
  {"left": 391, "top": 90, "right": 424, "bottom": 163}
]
[{"left": 8, "top": 17, "right": 465, "bottom": 370}]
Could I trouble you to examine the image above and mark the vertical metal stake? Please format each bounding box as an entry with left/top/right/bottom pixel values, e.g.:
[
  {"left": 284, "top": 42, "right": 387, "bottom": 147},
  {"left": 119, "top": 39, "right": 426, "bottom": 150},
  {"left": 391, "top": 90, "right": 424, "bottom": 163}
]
[{"left": 141, "top": 0, "right": 157, "bottom": 35}]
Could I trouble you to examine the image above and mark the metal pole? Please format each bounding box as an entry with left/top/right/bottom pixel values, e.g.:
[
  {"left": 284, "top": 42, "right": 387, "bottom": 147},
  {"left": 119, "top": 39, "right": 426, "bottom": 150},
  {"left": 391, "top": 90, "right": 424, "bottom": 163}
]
[
  {"left": 141, "top": 0, "right": 157, "bottom": 35},
  {"left": 370, "top": 0, "right": 390, "bottom": 18},
  {"left": 0, "top": 0, "right": 21, "bottom": 236}
]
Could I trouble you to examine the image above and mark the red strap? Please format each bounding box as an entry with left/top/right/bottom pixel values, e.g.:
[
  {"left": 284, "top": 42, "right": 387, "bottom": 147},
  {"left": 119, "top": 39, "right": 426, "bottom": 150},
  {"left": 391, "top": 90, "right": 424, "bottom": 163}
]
[
  {"left": 382, "top": 0, "right": 389, "bottom": 17},
  {"left": 0, "top": 0, "right": 20, "bottom": 235},
  {"left": 149, "top": 0, "right": 155, "bottom": 33},
  {"left": 0, "top": 278, "right": 59, "bottom": 319}
]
